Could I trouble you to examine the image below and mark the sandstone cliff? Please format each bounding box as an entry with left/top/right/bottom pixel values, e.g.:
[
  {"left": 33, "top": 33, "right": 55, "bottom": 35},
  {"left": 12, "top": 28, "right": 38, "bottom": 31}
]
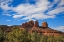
[{"left": 20, "top": 20, "right": 64, "bottom": 36}]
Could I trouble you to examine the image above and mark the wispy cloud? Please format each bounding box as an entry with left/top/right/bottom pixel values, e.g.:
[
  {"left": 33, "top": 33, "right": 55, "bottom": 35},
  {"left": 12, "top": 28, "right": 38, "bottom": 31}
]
[
  {"left": 2, "top": 14, "right": 11, "bottom": 16},
  {"left": 47, "top": 7, "right": 64, "bottom": 15},
  {"left": 58, "top": 0, "right": 64, "bottom": 6},
  {"left": 6, "top": 20, "right": 11, "bottom": 22},
  {"left": 0, "top": 0, "right": 64, "bottom": 21},
  {"left": 12, "top": 0, "right": 52, "bottom": 20},
  {"left": 0, "top": 0, "right": 13, "bottom": 11},
  {"left": 13, "top": 14, "right": 24, "bottom": 18},
  {"left": 7, "top": 25, "right": 12, "bottom": 26},
  {"left": 53, "top": 26, "right": 64, "bottom": 32},
  {"left": 22, "top": 13, "right": 55, "bottom": 20}
]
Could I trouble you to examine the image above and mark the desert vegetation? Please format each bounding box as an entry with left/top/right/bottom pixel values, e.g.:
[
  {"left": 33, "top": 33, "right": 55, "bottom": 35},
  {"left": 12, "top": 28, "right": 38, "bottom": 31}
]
[{"left": 0, "top": 26, "right": 64, "bottom": 42}]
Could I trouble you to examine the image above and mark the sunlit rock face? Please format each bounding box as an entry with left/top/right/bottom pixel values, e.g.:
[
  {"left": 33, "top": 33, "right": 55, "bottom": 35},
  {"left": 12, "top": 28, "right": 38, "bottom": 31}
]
[
  {"left": 21, "top": 20, "right": 34, "bottom": 28},
  {"left": 34, "top": 20, "right": 39, "bottom": 27},
  {"left": 20, "top": 20, "right": 64, "bottom": 36},
  {"left": 28, "top": 20, "right": 34, "bottom": 27},
  {"left": 21, "top": 20, "right": 39, "bottom": 28},
  {"left": 42, "top": 22, "right": 48, "bottom": 28}
]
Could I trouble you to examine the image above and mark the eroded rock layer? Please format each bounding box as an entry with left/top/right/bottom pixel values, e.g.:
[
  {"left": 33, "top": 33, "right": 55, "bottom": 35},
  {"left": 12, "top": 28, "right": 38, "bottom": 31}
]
[{"left": 20, "top": 20, "right": 64, "bottom": 36}]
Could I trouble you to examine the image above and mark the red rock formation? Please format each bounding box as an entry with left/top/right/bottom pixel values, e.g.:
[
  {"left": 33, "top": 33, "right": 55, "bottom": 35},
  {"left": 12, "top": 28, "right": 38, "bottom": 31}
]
[
  {"left": 20, "top": 20, "right": 64, "bottom": 36},
  {"left": 34, "top": 20, "right": 39, "bottom": 27},
  {"left": 28, "top": 20, "right": 34, "bottom": 27},
  {"left": 21, "top": 20, "right": 34, "bottom": 28},
  {"left": 21, "top": 23, "right": 25, "bottom": 27},
  {"left": 42, "top": 22, "right": 48, "bottom": 28}
]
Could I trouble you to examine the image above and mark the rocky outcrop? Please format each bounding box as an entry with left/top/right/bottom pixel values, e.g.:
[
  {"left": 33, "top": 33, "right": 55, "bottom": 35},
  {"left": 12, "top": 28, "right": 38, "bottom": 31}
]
[
  {"left": 28, "top": 20, "right": 34, "bottom": 27},
  {"left": 20, "top": 20, "right": 64, "bottom": 36},
  {"left": 21, "top": 20, "right": 48, "bottom": 28},
  {"left": 21, "top": 20, "right": 34, "bottom": 28},
  {"left": 42, "top": 22, "right": 48, "bottom": 28},
  {"left": 21, "top": 20, "right": 39, "bottom": 28},
  {"left": 34, "top": 20, "right": 39, "bottom": 27}
]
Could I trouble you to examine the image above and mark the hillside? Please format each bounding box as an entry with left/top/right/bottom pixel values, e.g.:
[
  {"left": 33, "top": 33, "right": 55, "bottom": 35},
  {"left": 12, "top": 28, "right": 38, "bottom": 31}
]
[{"left": 20, "top": 20, "right": 64, "bottom": 36}]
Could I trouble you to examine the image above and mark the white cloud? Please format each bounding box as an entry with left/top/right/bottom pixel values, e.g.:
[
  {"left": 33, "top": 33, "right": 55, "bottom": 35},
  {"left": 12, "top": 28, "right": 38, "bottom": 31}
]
[
  {"left": 47, "top": 0, "right": 64, "bottom": 15},
  {"left": 7, "top": 25, "right": 12, "bottom": 26},
  {"left": 12, "top": 0, "right": 51, "bottom": 20},
  {"left": 0, "top": 0, "right": 13, "bottom": 11},
  {"left": 47, "top": 7, "right": 64, "bottom": 15},
  {"left": 0, "top": 4, "right": 12, "bottom": 11},
  {"left": 13, "top": 14, "right": 24, "bottom": 18},
  {"left": 53, "top": 26, "right": 64, "bottom": 32},
  {"left": 6, "top": 20, "right": 11, "bottom": 22},
  {"left": 58, "top": 0, "right": 64, "bottom": 6},
  {"left": 48, "top": 0, "right": 59, "bottom": 8},
  {"left": 2, "top": 14, "right": 11, "bottom": 16},
  {"left": 0, "top": 0, "right": 64, "bottom": 20},
  {"left": 22, "top": 13, "right": 55, "bottom": 20}
]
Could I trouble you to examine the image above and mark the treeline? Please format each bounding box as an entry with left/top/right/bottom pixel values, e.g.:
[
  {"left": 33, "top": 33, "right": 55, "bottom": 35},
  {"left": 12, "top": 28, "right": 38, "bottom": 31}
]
[
  {"left": 0, "top": 25, "right": 20, "bottom": 28},
  {"left": 0, "top": 25, "right": 20, "bottom": 32},
  {"left": 0, "top": 27, "right": 64, "bottom": 42}
]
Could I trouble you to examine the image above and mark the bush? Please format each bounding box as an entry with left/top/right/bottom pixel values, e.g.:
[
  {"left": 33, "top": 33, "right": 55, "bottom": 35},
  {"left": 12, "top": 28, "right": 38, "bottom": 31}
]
[{"left": 0, "top": 27, "right": 64, "bottom": 42}]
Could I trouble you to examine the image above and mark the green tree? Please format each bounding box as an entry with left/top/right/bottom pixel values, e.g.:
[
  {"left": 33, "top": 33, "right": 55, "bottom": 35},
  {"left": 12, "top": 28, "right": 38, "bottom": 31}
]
[
  {"left": 5, "top": 28, "right": 31, "bottom": 42},
  {"left": 30, "top": 32, "right": 41, "bottom": 42},
  {"left": 0, "top": 28, "right": 4, "bottom": 42}
]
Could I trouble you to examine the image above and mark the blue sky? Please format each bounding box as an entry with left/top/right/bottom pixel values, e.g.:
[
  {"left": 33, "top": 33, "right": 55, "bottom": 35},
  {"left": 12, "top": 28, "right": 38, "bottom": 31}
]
[{"left": 0, "top": 0, "right": 64, "bottom": 32}]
